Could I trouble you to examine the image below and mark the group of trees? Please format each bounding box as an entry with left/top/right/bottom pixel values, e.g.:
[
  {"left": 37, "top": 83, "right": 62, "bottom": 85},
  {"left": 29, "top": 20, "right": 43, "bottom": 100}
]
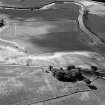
[{"left": 92, "top": 0, "right": 105, "bottom": 3}]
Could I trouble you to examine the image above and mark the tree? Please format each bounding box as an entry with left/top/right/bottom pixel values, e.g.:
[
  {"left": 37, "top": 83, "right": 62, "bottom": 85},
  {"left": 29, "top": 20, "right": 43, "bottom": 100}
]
[{"left": 92, "top": 0, "right": 105, "bottom": 3}]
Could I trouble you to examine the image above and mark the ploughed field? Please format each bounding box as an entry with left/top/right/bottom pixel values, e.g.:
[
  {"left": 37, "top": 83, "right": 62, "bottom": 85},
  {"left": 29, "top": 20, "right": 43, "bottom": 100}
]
[{"left": 87, "top": 14, "right": 105, "bottom": 41}]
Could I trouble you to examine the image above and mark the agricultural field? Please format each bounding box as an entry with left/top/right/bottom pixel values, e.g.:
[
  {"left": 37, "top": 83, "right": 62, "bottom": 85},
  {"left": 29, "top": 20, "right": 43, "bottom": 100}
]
[{"left": 0, "top": 0, "right": 104, "bottom": 105}]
